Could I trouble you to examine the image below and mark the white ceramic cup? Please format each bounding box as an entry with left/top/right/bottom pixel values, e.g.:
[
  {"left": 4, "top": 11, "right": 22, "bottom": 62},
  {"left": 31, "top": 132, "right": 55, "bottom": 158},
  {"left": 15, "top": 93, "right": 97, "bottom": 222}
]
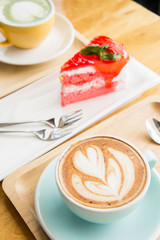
[{"left": 56, "top": 135, "right": 157, "bottom": 223}]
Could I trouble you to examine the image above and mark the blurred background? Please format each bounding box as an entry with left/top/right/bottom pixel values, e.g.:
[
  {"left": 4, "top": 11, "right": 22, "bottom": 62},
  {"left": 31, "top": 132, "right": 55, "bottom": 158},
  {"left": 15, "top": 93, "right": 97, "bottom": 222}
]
[{"left": 134, "top": 0, "right": 160, "bottom": 15}]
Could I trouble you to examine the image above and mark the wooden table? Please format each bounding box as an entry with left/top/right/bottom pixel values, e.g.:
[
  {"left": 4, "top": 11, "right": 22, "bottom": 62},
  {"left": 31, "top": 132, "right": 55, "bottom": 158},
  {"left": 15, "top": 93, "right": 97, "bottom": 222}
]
[{"left": 0, "top": 0, "right": 160, "bottom": 239}]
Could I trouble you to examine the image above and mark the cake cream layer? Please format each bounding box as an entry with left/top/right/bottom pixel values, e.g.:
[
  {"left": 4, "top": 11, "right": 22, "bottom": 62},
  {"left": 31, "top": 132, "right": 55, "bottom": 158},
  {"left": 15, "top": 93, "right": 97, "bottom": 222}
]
[
  {"left": 60, "top": 64, "right": 128, "bottom": 87},
  {"left": 61, "top": 72, "right": 127, "bottom": 94},
  {"left": 60, "top": 66, "right": 128, "bottom": 106},
  {"left": 61, "top": 81, "right": 117, "bottom": 106},
  {"left": 61, "top": 78, "right": 106, "bottom": 94},
  {"left": 60, "top": 66, "right": 96, "bottom": 77},
  {"left": 60, "top": 60, "right": 129, "bottom": 106}
]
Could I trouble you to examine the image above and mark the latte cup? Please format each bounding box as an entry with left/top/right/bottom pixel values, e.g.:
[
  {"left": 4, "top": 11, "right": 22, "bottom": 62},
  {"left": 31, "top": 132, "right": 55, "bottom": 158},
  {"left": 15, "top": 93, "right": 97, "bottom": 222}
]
[
  {"left": 0, "top": 0, "right": 55, "bottom": 49},
  {"left": 56, "top": 135, "right": 157, "bottom": 224}
]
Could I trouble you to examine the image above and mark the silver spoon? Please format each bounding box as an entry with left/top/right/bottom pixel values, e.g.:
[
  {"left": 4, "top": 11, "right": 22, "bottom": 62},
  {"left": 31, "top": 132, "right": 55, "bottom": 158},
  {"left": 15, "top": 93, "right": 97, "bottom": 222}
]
[{"left": 145, "top": 118, "right": 160, "bottom": 144}]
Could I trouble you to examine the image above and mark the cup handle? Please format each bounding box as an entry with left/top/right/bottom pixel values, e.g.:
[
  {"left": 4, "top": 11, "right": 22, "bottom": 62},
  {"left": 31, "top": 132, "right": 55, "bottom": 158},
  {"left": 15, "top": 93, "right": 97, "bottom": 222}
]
[
  {"left": 0, "top": 27, "right": 13, "bottom": 47},
  {"left": 142, "top": 150, "right": 157, "bottom": 169}
]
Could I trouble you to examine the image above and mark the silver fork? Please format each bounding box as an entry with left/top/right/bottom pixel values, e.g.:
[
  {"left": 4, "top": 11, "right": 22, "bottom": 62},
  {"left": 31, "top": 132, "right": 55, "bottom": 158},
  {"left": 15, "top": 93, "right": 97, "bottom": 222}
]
[
  {"left": 0, "top": 128, "right": 72, "bottom": 141},
  {"left": 0, "top": 110, "right": 83, "bottom": 128}
]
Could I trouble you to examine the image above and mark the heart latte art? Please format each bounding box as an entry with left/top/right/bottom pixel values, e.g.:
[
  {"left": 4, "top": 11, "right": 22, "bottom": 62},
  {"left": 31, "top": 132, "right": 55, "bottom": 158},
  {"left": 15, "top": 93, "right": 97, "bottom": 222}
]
[
  {"left": 73, "top": 146, "right": 135, "bottom": 202},
  {"left": 58, "top": 137, "right": 147, "bottom": 208}
]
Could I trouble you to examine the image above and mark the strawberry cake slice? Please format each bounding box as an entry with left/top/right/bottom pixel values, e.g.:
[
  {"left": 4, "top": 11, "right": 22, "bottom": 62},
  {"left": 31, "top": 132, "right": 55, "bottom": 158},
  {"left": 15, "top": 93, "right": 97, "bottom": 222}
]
[{"left": 60, "top": 36, "right": 129, "bottom": 106}]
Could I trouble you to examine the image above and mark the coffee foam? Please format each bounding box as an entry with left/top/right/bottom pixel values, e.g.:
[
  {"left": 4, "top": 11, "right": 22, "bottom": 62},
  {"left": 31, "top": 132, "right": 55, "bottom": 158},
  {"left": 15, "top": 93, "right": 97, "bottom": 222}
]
[
  {"left": 11, "top": 1, "right": 47, "bottom": 22},
  {"left": 72, "top": 147, "right": 135, "bottom": 202},
  {"left": 0, "top": 0, "right": 51, "bottom": 25},
  {"left": 74, "top": 146, "right": 106, "bottom": 181},
  {"left": 58, "top": 137, "right": 147, "bottom": 208}
]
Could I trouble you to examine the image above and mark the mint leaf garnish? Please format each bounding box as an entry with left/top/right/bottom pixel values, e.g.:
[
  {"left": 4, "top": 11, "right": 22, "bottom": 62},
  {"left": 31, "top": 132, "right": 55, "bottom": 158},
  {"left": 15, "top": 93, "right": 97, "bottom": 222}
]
[
  {"left": 80, "top": 44, "right": 105, "bottom": 56},
  {"left": 80, "top": 44, "right": 122, "bottom": 61},
  {"left": 101, "top": 53, "right": 122, "bottom": 60}
]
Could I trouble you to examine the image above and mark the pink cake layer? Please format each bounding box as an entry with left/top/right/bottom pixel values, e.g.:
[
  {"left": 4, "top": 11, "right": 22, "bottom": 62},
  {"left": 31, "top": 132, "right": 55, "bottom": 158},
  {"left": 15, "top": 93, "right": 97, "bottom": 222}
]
[
  {"left": 60, "top": 69, "right": 121, "bottom": 106},
  {"left": 61, "top": 80, "right": 117, "bottom": 106},
  {"left": 60, "top": 71, "right": 116, "bottom": 86}
]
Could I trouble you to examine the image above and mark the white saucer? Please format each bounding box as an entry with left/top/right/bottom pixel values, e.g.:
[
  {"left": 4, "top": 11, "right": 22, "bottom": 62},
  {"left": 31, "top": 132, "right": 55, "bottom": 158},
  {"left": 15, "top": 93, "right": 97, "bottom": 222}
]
[{"left": 0, "top": 12, "right": 75, "bottom": 65}]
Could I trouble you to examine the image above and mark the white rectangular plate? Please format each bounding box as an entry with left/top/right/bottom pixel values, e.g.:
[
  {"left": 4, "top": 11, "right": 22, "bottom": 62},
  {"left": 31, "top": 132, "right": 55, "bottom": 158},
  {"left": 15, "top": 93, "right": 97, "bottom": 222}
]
[{"left": 0, "top": 57, "right": 160, "bottom": 180}]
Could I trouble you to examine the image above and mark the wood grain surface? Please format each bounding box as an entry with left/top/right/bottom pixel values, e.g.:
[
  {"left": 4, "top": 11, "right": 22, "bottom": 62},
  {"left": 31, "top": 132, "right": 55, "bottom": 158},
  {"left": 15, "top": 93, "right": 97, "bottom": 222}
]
[{"left": 0, "top": 0, "right": 160, "bottom": 239}]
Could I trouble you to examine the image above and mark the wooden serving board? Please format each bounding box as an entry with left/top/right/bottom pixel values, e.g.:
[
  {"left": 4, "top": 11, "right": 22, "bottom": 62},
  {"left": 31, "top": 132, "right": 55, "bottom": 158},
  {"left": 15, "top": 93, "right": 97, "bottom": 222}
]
[
  {"left": 2, "top": 94, "right": 160, "bottom": 240},
  {"left": 0, "top": 30, "right": 88, "bottom": 99}
]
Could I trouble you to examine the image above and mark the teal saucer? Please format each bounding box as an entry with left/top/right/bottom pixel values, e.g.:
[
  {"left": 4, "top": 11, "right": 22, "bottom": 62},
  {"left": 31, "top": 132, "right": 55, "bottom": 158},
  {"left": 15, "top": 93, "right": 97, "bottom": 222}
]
[{"left": 35, "top": 158, "right": 160, "bottom": 240}]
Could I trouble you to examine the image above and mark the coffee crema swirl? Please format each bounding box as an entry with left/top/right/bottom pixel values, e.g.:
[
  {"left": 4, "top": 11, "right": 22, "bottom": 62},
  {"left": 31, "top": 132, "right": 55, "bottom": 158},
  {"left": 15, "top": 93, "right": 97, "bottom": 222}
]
[{"left": 58, "top": 137, "right": 147, "bottom": 208}]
